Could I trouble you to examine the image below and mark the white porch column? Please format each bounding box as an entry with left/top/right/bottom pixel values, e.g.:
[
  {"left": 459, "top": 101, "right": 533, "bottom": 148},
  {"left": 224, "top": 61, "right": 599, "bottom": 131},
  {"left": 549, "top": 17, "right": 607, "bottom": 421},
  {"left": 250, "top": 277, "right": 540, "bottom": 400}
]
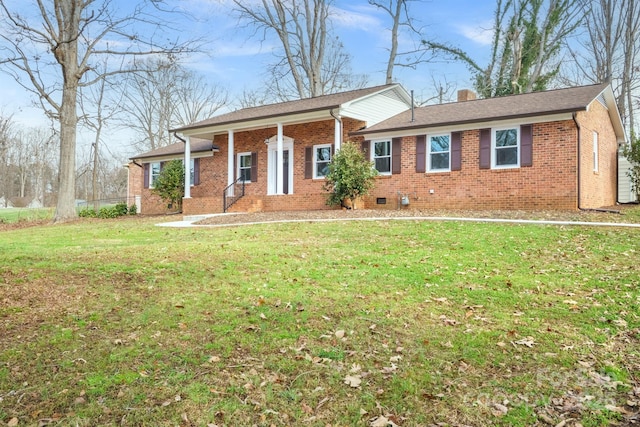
[
  {"left": 227, "top": 130, "right": 235, "bottom": 188},
  {"left": 334, "top": 116, "right": 342, "bottom": 151},
  {"left": 184, "top": 135, "right": 191, "bottom": 198},
  {"left": 276, "top": 122, "right": 284, "bottom": 194}
]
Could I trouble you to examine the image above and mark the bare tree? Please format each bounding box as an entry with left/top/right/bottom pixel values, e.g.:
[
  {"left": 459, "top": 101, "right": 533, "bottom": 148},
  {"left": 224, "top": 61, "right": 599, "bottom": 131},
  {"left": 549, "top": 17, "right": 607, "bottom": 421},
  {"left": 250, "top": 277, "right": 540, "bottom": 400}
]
[
  {"left": 425, "top": 0, "right": 581, "bottom": 98},
  {"left": 0, "top": 113, "right": 15, "bottom": 207},
  {"left": 233, "top": 0, "right": 363, "bottom": 99},
  {"left": 4, "top": 126, "right": 56, "bottom": 205},
  {"left": 78, "top": 59, "right": 120, "bottom": 209},
  {"left": 264, "top": 35, "right": 367, "bottom": 101},
  {"left": 566, "top": 0, "right": 640, "bottom": 133},
  {"left": 368, "top": 0, "right": 433, "bottom": 84},
  {"left": 0, "top": 0, "right": 198, "bottom": 222},
  {"left": 119, "top": 58, "right": 228, "bottom": 152}
]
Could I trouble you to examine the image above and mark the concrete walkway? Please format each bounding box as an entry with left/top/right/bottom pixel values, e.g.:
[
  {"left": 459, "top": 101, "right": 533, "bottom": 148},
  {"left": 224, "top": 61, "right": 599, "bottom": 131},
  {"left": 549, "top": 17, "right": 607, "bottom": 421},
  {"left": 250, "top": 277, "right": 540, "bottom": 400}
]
[{"left": 157, "top": 214, "right": 640, "bottom": 229}]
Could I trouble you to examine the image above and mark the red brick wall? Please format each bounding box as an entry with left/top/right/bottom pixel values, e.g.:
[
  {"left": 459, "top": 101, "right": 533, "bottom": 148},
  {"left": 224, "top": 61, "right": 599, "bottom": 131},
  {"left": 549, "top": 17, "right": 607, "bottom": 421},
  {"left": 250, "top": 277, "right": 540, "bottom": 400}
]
[
  {"left": 363, "top": 120, "right": 580, "bottom": 211},
  {"left": 575, "top": 101, "right": 618, "bottom": 209},
  {"left": 127, "top": 162, "right": 142, "bottom": 203},
  {"left": 140, "top": 110, "right": 618, "bottom": 215},
  {"left": 182, "top": 118, "right": 365, "bottom": 214}
]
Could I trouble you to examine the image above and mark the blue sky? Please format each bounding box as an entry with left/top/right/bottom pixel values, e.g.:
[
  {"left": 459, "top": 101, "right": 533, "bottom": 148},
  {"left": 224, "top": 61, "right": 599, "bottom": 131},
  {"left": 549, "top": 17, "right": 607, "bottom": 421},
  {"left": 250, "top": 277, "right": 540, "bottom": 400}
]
[
  {"left": 192, "top": 0, "right": 495, "bottom": 100},
  {"left": 0, "top": 0, "right": 495, "bottom": 154}
]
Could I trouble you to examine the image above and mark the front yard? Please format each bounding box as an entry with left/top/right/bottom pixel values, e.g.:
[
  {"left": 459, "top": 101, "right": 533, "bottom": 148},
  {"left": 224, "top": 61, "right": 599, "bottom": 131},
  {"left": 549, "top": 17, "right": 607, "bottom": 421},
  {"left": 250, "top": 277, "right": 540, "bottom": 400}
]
[{"left": 0, "top": 212, "right": 638, "bottom": 426}]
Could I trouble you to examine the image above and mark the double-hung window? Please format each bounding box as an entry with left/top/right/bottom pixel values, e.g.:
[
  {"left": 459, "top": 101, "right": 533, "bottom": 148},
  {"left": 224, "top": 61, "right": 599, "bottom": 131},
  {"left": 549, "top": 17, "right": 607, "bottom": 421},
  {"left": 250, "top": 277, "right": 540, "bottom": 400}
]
[
  {"left": 593, "top": 131, "right": 599, "bottom": 172},
  {"left": 493, "top": 127, "right": 519, "bottom": 168},
  {"left": 314, "top": 144, "right": 332, "bottom": 178},
  {"left": 238, "top": 152, "right": 252, "bottom": 183},
  {"left": 149, "top": 162, "right": 161, "bottom": 188},
  {"left": 428, "top": 134, "right": 450, "bottom": 171},
  {"left": 373, "top": 140, "right": 391, "bottom": 174}
]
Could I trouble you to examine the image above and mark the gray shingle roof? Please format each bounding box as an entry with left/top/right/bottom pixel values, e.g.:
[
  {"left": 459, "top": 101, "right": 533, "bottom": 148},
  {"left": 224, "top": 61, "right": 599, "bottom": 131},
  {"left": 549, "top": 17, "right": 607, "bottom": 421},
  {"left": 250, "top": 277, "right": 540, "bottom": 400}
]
[
  {"left": 131, "top": 139, "right": 218, "bottom": 161},
  {"left": 354, "top": 83, "right": 610, "bottom": 135},
  {"left": 172, "top": 84, "right": 398, "bottom": 132}
]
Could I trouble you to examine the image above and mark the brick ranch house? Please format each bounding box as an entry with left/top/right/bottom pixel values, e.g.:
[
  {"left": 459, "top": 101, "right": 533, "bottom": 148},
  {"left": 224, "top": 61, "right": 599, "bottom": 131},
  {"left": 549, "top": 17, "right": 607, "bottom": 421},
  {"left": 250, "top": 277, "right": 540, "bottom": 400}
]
[{"left": 127, "top": 82, "right": 626, "bottom": 215}]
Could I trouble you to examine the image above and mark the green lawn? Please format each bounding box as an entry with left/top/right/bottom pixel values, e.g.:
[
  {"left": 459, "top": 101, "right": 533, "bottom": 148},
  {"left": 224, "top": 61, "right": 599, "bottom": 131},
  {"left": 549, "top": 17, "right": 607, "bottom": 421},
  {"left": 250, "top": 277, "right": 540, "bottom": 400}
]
[
  {"left": 0, "top": 207, "right": 54, "bottom": 223},
  {"left": 0, "top": 215, "right": 638, "bottom": 426}
]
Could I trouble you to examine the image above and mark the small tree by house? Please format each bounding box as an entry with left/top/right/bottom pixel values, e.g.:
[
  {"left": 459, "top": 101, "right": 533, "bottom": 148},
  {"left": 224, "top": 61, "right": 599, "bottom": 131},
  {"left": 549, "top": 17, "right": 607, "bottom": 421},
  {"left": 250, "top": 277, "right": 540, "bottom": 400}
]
[
  {"left": 323, "top": 141, "right": 378, "bottom": 209},
  {"left": 152, "top": 160, "right": 185, "bottom": 212},
  {"left": 623, "top": 133, "right": 640, "bottom": 201}
]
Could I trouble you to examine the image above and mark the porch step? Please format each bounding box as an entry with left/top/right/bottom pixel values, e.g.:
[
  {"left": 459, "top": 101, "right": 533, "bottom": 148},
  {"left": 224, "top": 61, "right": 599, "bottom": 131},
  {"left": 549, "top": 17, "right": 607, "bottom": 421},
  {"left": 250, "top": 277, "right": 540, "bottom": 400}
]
[{"left": 227, "top": 196, "right": 263, "bottom": 213}]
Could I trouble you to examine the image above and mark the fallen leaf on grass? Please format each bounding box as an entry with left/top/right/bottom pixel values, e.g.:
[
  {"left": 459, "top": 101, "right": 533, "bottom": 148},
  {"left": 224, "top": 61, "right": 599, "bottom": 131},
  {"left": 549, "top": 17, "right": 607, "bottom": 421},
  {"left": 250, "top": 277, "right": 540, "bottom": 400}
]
[
  {"left": 513, "top": 337, "right": 535, "bottom": 347},
  {"left": 492, "top": 402, "right": 508, "bottom": 416},
  {"left": 301, "top": 402, "right": 313, "bottom": 414},
  {"left": 335, "top": 330, "right": 345, "bottom": 339},
  {"left": 8, "top": 418, "right": 18, "bottom": 427},
  {"left": 369, "top": 415, "right": 399, "bottom": 427},
  {"left": 344, "top": 374, "right": 362, "bottom": 388},
  {"left": 613, "top": 318, "right": 628, "bottom": 327}
]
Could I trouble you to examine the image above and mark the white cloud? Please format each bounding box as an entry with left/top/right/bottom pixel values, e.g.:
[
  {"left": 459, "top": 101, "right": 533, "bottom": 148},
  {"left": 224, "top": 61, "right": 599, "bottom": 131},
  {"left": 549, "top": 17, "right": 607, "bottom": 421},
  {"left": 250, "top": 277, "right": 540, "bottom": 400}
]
[
  {"left": 456, "top": 20, "right": 494, "bottom": 46},
  {"left": 331, "top": 4, "right": 383, "bottom": 32}
]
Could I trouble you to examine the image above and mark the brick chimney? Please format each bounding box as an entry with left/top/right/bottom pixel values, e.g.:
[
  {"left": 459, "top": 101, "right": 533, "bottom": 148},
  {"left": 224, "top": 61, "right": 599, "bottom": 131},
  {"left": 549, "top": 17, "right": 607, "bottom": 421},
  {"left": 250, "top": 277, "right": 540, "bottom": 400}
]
[{"left": 457, "top": 89, "right": 477, "bottom": 102}]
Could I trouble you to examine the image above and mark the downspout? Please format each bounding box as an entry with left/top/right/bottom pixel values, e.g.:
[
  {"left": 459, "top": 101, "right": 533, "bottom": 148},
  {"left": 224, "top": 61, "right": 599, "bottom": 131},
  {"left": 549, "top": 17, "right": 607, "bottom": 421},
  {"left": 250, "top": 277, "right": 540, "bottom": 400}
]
[
  {"left": 174, "top": 132, "right": 186, "bottom": 144},
  {"left": 572, "top": 113, "right": 584, "bottom": 211}
]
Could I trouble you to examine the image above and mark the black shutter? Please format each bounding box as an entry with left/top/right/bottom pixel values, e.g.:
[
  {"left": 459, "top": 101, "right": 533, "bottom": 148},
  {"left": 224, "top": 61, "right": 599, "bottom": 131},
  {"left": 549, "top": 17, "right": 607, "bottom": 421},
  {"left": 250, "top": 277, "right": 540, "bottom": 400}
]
[
  {"left": 520, "top": 124, "right": 533, "bottom": 167},
  {"left": 416, "top": 135, "right": 426, "bottom": 173},
  {"left": 193, "top": 158, "right": 200, "bottom": 185},
  {"left": 251, "top": 152, "right": 258, "bottom": 182},
  {"left": 362, "top": 140, "right": 370, "bottom": 159},
  {"left": 451, "top": 131, "right": 462, "bottom": 171},
  {"left": 392, "top": 137, "right": 402, "bottom": 174},
  {"left": 143, "top": 163, "right": 149, "bottom": 189},
  {"left": 304, "top": 146, "right": 313, "bottom": 179},
  {"left": 479, "top": 128, "right": 491, "bottom": 169}
]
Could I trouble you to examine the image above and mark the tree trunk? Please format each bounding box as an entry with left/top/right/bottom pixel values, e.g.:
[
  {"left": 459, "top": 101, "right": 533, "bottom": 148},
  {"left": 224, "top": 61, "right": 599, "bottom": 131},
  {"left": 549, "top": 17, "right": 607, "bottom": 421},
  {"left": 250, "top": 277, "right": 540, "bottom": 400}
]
[
  {"left": 53, "top": 0, "right": 80, "bottom": 222},
  {"left": 55, "top": 82, "right": 78, "bottom": 222}
]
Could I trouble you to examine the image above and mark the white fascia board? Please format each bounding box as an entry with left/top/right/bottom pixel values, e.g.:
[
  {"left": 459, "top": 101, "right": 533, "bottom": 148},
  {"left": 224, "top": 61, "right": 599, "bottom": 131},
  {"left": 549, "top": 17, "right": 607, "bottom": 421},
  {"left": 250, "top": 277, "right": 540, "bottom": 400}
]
[
  {"left": 592, "top": 85, "right": 626, "bottom": 143},
  {"left": 359, "top": 113, "right": 574, "bottom": 140},
  {"left": 137, "top": 151, "right": 214, "bottom": 164},
  {"left": 182, "top": 110, "right": 334, "bottom": 140}
]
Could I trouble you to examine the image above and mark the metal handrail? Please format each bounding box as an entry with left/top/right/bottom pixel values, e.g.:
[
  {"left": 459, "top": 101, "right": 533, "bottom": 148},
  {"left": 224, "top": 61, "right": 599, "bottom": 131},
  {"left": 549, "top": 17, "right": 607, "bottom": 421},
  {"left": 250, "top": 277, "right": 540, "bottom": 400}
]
[{"left": 223, "top": 177, "right": 245, "bottom": 212}]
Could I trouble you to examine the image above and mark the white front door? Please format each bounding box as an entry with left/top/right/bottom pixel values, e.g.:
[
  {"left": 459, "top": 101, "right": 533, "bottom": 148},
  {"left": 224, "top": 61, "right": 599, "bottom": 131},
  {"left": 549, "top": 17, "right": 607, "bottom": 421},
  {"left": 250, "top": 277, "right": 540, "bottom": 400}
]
[{"left": 267, "top": 138, "right": 294, "bottom": 195}]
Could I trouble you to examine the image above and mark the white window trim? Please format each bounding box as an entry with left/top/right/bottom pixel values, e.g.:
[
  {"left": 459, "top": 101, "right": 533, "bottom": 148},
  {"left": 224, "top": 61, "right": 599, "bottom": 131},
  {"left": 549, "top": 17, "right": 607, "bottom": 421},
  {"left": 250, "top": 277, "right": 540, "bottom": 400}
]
[
  {"left": 149, "top": 161, "right": 161, "bottom": 189},
  {"left": 492, "top": 126, "right": 520, "bottom": 169},
  {"left": 372, "top": 140, "right": 392, "bottom": 175},
  {"left": 593, "top": 131, "right": 599, "bottom": 172},
  {"left": 237, "top": 152, "right": 252, "bottom": 183},
  {"left": 313, "top": 143, "right": 332, "bottom": 179},
  {"left": 427, "top": 133, "right": 451, "bottom": 172}
]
